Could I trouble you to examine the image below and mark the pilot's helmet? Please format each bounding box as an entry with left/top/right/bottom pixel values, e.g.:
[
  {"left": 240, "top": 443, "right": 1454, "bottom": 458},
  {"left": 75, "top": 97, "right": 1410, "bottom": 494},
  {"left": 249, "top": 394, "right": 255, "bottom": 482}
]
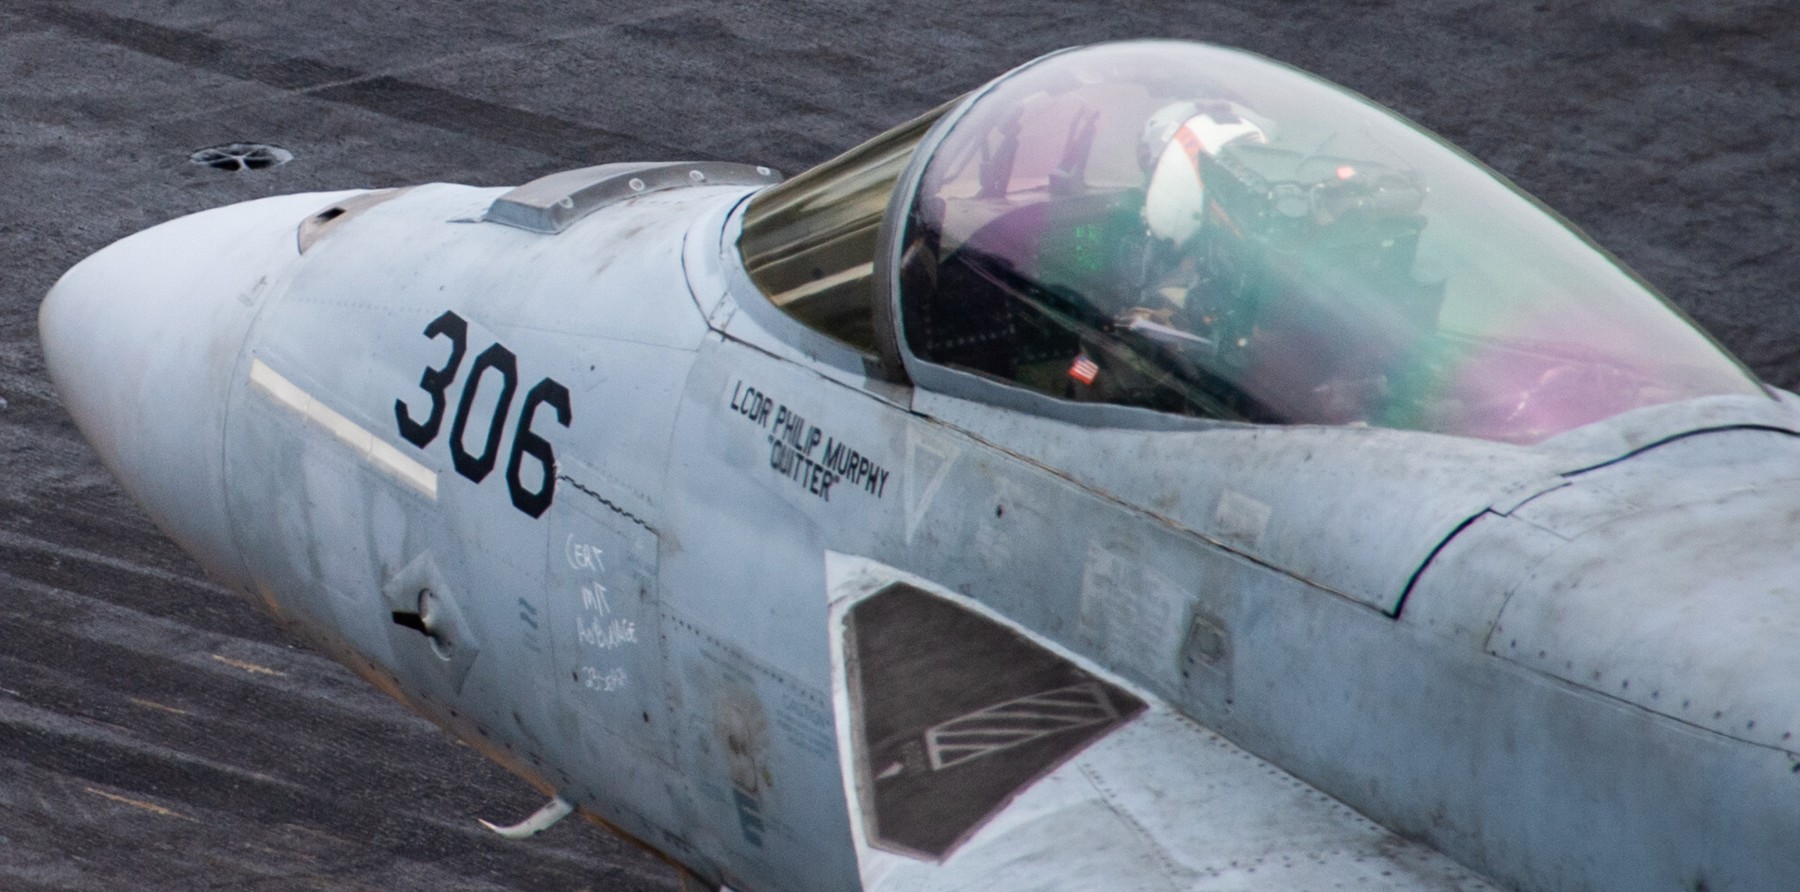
[{"left": 1139, "top": 101, "right": 1269, "bottom": 247}]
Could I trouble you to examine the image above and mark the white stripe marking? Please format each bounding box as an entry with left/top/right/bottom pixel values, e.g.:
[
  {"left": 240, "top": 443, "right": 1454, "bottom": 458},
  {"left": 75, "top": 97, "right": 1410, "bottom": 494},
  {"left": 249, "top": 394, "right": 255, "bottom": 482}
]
[{"left": 249, "top": 359, "right": 437, "bottom": 498}]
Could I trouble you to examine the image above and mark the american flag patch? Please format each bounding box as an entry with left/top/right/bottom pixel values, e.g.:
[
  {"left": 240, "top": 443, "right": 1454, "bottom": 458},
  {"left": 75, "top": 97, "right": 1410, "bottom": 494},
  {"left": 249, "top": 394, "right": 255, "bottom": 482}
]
[{"left": 1068, "top": 354, "right": 1099, "bottom": 385}]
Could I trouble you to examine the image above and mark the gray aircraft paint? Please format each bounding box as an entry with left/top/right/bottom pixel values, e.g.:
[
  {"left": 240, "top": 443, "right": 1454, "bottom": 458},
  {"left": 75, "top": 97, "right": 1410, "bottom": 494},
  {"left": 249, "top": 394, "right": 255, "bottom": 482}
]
[{"left": 40, "top": 42, "right": 1800, "bottom": 892}]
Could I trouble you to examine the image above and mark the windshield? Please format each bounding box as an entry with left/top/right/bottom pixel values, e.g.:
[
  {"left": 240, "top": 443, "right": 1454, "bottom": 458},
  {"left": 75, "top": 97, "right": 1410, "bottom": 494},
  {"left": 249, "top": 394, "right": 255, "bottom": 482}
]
[
  {"left": 895, "top": 42, "right": 1762, "bottom": 443},
  {"left": 741, "top": 103, "right": 949, "bottom": 354}
]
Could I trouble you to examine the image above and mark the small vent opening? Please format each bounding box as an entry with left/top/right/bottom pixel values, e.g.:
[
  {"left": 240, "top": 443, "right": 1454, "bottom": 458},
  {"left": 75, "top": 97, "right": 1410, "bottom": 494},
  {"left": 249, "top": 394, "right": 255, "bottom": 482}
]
[{"left": 190, "top": 143, "right": 294, "bottom": 171}]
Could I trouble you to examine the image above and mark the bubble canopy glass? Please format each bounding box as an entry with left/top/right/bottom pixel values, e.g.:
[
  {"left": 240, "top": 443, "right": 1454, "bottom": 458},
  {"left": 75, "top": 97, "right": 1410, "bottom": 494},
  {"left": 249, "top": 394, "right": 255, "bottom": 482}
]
[{"left": 891, "top": 42, "right": 1762, "bottom": 444}]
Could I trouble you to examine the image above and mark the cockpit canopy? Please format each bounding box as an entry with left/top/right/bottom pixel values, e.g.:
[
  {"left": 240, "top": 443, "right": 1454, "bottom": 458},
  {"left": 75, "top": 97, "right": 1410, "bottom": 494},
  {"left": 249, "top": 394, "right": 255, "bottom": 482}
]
[{"left": 740, "top": 41, "right": 1762, "bottom": 444}]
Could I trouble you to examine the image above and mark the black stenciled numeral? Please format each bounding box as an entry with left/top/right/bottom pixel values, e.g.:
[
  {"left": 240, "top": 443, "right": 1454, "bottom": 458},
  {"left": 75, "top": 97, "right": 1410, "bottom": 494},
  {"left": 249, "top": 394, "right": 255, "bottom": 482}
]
[
  {"left": 507, "top": 378, "right": 572, "bottom": 518},
  {"left": 448, "top": 343, "right": 519, "bottom": 483},
  {"left": 395, "top": 311, "right": 468, "bottom": 447},
  {"left": 395, "top": 310, "right": 572, "bottom": 516}
]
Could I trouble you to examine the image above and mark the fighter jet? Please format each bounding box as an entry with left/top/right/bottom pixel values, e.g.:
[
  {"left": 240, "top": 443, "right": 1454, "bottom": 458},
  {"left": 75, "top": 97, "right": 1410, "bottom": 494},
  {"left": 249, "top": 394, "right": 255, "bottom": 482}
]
[{"left": 37, "top": 40, "right": 1800, "bottom": 891}]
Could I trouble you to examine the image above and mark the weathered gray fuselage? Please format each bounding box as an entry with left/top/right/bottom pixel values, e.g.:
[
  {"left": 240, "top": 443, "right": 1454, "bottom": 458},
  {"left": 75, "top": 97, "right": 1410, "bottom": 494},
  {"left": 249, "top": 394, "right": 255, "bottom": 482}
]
[{"left": 40, "top": 172, "right": 1800, "bottom": 892}]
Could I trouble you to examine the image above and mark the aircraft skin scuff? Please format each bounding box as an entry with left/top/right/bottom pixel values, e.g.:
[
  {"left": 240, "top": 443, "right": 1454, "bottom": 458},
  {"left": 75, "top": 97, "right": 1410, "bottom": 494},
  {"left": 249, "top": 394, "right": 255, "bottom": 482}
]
[{"left": 38, "top": 41, "right": 1800, "bottom": 892}]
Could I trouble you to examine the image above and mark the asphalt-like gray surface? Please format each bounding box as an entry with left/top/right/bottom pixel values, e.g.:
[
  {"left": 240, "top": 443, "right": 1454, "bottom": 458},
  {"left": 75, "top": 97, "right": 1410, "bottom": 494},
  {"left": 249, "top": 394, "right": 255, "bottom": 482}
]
[{"left": 0, "top": 2, "right": 1794, "bottom": 889}]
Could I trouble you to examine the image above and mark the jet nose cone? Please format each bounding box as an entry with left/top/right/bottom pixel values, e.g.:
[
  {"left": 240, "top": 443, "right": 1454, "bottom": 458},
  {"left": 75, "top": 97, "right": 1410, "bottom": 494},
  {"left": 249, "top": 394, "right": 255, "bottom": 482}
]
[{"left": 40, "top": 191, "right": 359, "bottom": 589}]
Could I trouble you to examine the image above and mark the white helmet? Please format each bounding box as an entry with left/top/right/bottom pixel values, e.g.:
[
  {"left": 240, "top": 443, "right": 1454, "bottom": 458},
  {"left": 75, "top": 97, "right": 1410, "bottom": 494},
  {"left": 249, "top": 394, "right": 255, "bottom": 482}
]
[{"left": 1141, "top": 101, "right": 1269, "bottom": 247}]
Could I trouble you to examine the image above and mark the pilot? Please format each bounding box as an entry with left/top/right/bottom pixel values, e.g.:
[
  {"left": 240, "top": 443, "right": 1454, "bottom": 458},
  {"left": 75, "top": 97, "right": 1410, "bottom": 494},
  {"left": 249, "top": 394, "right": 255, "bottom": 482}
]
[
  {"left": 1058, "top": 100, "right": 1275, "bottom": 414},
  {"left": 1138, "top": 100, "right": 1270, "bottom": 257},
  {"left": 1098, "top": 99, "right": 1440, "bottom": 425},
  {"left": 910, "top": 92, "right": 1438, "bottom": 425}
]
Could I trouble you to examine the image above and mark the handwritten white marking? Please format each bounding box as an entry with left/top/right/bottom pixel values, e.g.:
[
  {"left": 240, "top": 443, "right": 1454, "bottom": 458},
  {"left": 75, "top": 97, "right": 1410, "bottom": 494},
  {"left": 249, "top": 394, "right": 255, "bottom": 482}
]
[
  {"left": 580, "top": 582, "right": 610, "bottom": 616},
  {"left": 577, "top": 616, "right": 637, "bottom": 650},
  {"left": 581, "top": 666, "right": 628, "bottom": 692},
  {"left": 565, "top": 534, "right": 605, "bottom": 573}
]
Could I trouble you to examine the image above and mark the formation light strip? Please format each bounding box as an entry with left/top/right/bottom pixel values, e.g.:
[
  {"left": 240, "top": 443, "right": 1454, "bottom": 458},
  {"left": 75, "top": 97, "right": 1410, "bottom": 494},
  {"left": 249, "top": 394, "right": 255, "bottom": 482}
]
[{"left": 249, "top": 358, "right": 438, "bottom": 499}]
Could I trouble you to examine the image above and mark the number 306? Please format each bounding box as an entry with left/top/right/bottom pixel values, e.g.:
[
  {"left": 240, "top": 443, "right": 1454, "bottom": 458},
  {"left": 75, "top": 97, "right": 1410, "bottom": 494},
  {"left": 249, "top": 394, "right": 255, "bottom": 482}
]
[{"left": 394, "top": 310, "right": 571, "bottom": 518}]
